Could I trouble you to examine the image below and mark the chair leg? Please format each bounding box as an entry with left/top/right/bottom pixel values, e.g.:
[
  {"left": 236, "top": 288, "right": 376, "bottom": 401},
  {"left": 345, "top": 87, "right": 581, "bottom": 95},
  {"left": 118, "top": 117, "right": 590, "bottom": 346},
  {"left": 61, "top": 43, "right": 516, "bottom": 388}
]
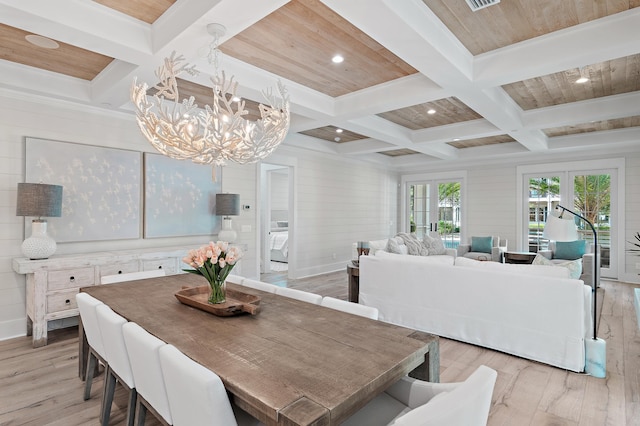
[
  {"left": 135, "top": 399, "right": 147, "bottom": 426},
  {"left": 84, "top": 351, "right": 97, "bottom": 401},
  {"left": 126, "top": 388, "right": 137, "bottom": 426},
  {"left": 100, "top": 367, "right": 117, "bottom": 426}
]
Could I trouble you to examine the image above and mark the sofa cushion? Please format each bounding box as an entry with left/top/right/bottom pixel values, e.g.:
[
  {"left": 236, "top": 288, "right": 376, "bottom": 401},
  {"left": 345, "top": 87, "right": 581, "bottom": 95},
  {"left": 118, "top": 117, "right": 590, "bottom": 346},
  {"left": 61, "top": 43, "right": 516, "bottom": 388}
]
[
  {"left": 455, "top": 256, "right": 570, "bottom": 278},
  {"left": 533, "top": 254, "right": 582, "bottom": 279},
  {"left": 471, "top": 236, "right": 493, "bottom": 254},
  {"left": 554, "top": 240, "right": 586, "bottom": 260}
]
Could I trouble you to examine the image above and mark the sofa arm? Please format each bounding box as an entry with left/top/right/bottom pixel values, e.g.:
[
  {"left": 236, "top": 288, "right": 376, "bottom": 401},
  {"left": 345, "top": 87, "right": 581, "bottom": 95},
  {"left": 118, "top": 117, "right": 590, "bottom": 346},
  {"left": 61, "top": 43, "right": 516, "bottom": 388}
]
[
  {"left": 490, "top": 247, "right": 504, "bottom": 262},
  {"left": 457, "top": 244, "right": 471, "bottom": 257},
  {"left": 581, "top": 253, "right": 596, "bottom": 288}
]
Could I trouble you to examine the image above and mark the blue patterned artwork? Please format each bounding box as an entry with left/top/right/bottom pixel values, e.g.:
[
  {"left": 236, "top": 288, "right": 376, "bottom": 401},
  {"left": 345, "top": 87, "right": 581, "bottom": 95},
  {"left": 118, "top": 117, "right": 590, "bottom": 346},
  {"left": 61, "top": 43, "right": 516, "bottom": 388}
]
[
  {"left": 144, "top": 153, "right": 221, "bottom": 238},
  {"left": 25, "top": 138, "right": 141, "bottom": 242}
]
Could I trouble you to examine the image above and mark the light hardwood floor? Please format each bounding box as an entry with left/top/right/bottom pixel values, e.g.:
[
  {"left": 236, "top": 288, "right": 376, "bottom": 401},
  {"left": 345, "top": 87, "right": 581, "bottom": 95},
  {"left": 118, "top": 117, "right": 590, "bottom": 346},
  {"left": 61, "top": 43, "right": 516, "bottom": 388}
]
[{"left": 0, "top": 272, "right": 638, "bottom": 425}]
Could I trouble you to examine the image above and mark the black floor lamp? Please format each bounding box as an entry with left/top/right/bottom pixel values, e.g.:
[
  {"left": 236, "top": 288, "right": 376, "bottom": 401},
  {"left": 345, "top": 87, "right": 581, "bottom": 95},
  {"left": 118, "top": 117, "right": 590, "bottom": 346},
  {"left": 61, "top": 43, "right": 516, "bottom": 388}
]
[{"left": 543, "top": 204, "right": 605, "bottom": 378}]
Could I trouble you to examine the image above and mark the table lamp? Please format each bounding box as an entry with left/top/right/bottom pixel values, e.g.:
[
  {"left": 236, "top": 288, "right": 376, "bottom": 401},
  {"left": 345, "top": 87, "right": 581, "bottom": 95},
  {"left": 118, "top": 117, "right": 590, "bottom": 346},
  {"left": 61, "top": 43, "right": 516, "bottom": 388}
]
[
  {"left": 216, "top": 193, "right": 240, "bottom": 243},
  {"left": 16, "top": 183, "right": 63, "bottom": 259},
  {"left": 543, "top": 204, "right": 604, "bottom": 378}
]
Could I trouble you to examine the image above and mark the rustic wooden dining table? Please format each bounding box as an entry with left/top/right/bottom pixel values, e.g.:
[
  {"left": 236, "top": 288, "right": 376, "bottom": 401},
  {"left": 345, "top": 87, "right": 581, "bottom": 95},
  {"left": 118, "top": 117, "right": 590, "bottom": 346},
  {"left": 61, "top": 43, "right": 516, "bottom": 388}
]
[{"left": 79, "top": 274, "right": 439, "bottom": 426}]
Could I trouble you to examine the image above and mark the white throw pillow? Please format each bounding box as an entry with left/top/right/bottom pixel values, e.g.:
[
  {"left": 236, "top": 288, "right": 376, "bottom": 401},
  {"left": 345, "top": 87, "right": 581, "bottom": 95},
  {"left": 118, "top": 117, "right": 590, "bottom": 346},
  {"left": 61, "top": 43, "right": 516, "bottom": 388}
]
[
  {"left": 386, "top": 237, "right": 408, "bottom": 255},
  {"left": 423, "top": 233, "right": 446, "bottom": 255},
  {"left": 533, "top": 254, "right": 581, "bottom": 279}
]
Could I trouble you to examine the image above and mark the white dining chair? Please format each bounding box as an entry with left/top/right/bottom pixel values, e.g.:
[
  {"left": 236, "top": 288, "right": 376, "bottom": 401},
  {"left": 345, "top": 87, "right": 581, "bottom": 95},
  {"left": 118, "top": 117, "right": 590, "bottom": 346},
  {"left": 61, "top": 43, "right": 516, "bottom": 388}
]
[
  {"left": 122, "top": 322, "right": 172, "bottom": 425},
  {"left": 275, "top": 286, "right": 323, "bottom": 304},
  {"left": 241, "top": 279, "right": 278, "bottom": 293},
  {"left": 342, "top": 365, "right": 497, "bottom": 426},
  {"left": 225, "top": 274, "right": 245, "bottom": 285},
  {"left": 100, "top": 269, "right": 166, "bottom": 285},
  {"left": 320, "top": 296, "right": 379, "bottom": 319},
  {"left": 95, "top": 304, "right": 136, "bottom": 426},
  {"left": 159, "top": 344, "right": 262, "bottom": 426},
  {"left": 76, "top": 292, "right": 107, "bottom": 401}
]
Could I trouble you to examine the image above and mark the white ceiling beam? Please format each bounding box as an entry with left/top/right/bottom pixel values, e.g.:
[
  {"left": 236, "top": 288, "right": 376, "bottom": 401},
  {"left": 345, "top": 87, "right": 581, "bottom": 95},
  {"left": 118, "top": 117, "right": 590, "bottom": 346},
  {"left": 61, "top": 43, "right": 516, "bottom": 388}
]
[
  {"left": 523, "top": 92, "right": 640, "bottom": 129},
  {"left": 474, "top": 8, "right": 640, "bottom": 87}
]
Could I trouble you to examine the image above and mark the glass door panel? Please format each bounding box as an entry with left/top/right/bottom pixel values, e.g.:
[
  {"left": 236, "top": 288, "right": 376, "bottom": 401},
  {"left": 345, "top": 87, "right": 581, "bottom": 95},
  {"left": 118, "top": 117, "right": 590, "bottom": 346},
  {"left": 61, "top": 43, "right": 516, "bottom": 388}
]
[
  {"left": 571, "top": 173, "right": 614, "bottom": 277},
  {"left": 528, "top": 176, "right": 560, "bottom": 252},
  {"left": 438, "top": 182, "right": 461, "bottom": 249},
  {"left": 408, "top": 180, "right": 461, "bottom": 248}
]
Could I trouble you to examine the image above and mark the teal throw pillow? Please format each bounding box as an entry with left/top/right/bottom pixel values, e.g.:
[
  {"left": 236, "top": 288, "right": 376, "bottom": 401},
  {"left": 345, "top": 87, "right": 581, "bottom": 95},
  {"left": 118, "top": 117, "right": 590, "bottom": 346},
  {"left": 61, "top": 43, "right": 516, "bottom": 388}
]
[
  {"left": 471, "top": 236, "right": 493, "bottom": 254},
  {"left": 554, "top": 240, "right": 586, "bottom": 260}
]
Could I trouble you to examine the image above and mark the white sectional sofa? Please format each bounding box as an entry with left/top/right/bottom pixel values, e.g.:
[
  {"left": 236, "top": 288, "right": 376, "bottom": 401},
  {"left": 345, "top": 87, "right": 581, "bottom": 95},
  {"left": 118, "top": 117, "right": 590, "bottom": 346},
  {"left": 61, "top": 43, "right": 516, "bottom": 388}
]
[{"left": 359, "top": 252, "right": 593, "bottom": 372}]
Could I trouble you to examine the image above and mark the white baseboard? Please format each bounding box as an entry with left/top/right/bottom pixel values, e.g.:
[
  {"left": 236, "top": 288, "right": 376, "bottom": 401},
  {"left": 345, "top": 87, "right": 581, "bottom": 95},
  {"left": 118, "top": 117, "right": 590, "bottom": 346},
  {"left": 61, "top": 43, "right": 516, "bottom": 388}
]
[
  {"left": 0, "top": 318, "right": 26, "bottom": 342},
  {"left": 291, "top": 260, "right": 347, "bottom": 280}
]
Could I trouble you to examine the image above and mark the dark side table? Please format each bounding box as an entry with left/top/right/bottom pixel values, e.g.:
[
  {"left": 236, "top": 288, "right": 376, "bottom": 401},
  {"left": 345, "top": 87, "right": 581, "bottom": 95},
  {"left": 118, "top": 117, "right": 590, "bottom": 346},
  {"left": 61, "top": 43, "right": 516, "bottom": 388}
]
[
  {"left": 347, "top": 264, "right": 359, "bottom": 303},
  {"left": 504, "top": 251, "right": 537, "bottom": 264}
]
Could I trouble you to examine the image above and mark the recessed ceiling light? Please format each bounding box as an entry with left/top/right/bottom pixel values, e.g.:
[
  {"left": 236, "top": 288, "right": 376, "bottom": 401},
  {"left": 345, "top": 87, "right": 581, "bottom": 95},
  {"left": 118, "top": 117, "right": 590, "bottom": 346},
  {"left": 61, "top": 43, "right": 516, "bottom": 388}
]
[
  {"left": 336, "top": 128, "right": 343, "bottom": 133},
  {"left": 232, "top": 96, "right": 241, "bottom": 102},
  {"left": 25, "top": 34, "right": 59, "bottom": 49},
  {"left": 453, "top": 138, "right": 460, "bottom": 141},
  {"left": 427, "top": 109, "right": 436, "bottom": 114},
  {"left": 332, "top": 55, "right": 344, "bottom": 64},
  {"left": 576, "top": 76, "right": 589, "bottom": 84},
  {"left": 334, "top": 137, "right": 341, "bottom": 142}
]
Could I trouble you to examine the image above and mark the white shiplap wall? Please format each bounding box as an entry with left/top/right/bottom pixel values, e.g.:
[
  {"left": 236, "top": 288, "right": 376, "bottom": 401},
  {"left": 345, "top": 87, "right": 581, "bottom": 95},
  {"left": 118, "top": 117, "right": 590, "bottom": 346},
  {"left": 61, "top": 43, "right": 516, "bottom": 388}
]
[
  {"left": 624, "top": 152, "right": 640, "bottom": 283},
  {"left": 462, "top": 165, "right": 517, "bottom": 249},
  {"left": 0, "top": 91, "right": 400, "bottom": 340},
  {"left": 0, "top": 91, "right": 253, "bottom": 340}
]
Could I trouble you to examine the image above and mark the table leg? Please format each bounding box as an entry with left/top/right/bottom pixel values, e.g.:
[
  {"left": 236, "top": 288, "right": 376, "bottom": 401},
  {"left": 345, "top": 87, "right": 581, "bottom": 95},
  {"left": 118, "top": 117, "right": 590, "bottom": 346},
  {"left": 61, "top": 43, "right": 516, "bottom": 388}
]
[{"left": 408, "top": 332, "right": 440, "bottom": 383}]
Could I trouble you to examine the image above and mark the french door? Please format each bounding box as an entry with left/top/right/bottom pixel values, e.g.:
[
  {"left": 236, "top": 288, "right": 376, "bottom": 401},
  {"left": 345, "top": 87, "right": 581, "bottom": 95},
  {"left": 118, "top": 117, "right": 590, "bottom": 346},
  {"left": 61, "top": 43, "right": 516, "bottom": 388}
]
[
  {"left": 407, "top": 180, "right": 461, "bottom": 249},
  {"left": 525, "top": 169, "right": 617, "bottom": 278}
]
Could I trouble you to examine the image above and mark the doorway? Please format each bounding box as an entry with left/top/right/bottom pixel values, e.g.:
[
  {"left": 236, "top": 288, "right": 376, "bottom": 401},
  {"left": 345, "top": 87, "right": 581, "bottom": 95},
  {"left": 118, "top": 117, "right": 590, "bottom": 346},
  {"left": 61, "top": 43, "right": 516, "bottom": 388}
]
[{"left": 260, "top": 163, "right": 292, "bottom": 275}]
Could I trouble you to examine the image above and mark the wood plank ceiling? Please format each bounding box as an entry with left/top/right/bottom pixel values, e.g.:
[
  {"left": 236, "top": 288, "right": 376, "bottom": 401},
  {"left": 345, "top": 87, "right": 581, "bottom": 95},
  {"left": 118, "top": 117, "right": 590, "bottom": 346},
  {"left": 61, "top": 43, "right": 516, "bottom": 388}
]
[{"left": 0, "top": 0, "right": 638, "bottom": 163}]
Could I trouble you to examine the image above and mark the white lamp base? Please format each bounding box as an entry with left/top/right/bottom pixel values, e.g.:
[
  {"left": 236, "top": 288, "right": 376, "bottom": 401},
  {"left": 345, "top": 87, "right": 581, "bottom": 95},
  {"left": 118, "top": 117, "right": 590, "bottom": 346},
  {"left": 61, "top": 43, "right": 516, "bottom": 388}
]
[
  {"left": 585, "top": 337, "right": 606, "bottom": 378},
  {"left": 22, "top": 220, "right": 57, "bottom": 260},
  {"left": 218, "top": 217, "right": 237, "bottom": 243}
]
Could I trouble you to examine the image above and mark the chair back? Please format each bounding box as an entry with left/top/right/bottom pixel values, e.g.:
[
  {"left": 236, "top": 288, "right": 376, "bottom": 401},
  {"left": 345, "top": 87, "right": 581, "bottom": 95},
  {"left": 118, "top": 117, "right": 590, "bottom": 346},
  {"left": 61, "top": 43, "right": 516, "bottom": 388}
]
[
  {"left": 76, "top": 293, "right": 107, "bottom": 359},
  {"left": 392, "top": 365, "right": 497, "bottom": 426},
  {"left": 95, "top": 304, "right": 134, "bottom": 388},
  {"left": 225, "top": 274, "right": 245, "bottom": 285},
  {"left": 159, "top": 344, "right": 238, "bottom": 426},
  {"left": 122, "top": 322, "right": 172, "bottom": 424},
  {"left": 275, "top": 286, "right": 322, "bottom": 304},
  {"left": 241, "top": 279, "right": 278, "bottom": 293},
  {"left": 101, "top": 268, "right": 166, "bottom": 284},
  {"left": 321, "top": 297, "right": 379, "bottom": 319}
]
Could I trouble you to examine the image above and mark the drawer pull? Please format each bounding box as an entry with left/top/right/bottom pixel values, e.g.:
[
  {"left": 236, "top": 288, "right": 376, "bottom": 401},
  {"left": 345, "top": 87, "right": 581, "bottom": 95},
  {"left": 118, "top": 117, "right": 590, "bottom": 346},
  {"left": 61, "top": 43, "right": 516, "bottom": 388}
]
[
  {"left": 158, "top": 266, "right": 163, "bottom": 269},
  {"left": 69, "top": 276, "right": 75, "bottom": 282},
  {"left": 65, "top": 299, "right": 71, "bottom": 305},
  {"left": 118, "top": 271, "right": 123, "bottom": 274}
]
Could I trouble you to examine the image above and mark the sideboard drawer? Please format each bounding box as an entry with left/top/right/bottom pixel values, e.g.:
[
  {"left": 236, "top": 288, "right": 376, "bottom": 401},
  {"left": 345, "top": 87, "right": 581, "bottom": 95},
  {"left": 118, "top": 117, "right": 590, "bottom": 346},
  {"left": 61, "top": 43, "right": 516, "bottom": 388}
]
[
  {"left": 47, "top": 289, "right": 79, "bottom": 313},
  {"left": 99, "top": 261, "right": 139, "bottom": 278},
  {"left": 142, "top": 258, "right": 176, "bottom": 275},
  {"left": 48, "top": 268, "right": 95, "bottom": 291}
]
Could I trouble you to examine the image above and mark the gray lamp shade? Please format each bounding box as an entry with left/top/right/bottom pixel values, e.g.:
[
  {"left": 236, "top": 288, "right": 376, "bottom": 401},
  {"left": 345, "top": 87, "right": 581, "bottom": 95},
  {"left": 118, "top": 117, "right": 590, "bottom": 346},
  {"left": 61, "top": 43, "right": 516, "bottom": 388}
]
[
  {"left": 216, "top": 193, "right": 240, "bottom": 216},
  {"left": 16, "top": 183, "right": 63, "bottom": 217}
]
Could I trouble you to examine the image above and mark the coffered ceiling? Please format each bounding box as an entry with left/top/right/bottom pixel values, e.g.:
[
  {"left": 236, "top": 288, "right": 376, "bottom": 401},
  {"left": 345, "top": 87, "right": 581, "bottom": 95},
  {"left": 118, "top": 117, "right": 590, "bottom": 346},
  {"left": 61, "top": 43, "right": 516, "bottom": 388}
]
[{"left": 1, "top": 0, "right": 639, "bottom": 170}]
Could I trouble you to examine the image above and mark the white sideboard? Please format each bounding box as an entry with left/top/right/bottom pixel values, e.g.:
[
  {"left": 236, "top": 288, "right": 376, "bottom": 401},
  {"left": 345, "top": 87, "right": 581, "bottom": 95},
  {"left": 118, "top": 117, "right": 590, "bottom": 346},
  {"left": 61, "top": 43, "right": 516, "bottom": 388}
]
[{"left": 13, "top": 246, "right": 196, "bottom": 347}]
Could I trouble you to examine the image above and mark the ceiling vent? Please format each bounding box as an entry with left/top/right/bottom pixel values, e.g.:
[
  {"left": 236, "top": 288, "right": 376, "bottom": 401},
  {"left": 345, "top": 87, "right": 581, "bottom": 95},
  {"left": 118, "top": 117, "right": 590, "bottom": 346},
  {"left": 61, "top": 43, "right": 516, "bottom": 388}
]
[{"left": 465, "top": 0, "right": 500, "bottom": 12}]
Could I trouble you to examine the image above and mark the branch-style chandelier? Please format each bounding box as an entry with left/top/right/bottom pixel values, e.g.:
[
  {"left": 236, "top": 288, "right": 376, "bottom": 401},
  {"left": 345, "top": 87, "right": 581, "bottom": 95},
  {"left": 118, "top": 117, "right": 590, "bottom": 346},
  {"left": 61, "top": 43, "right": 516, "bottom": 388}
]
[{"left": 130, "top": 23, "right": 290, "bottom": 166}]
